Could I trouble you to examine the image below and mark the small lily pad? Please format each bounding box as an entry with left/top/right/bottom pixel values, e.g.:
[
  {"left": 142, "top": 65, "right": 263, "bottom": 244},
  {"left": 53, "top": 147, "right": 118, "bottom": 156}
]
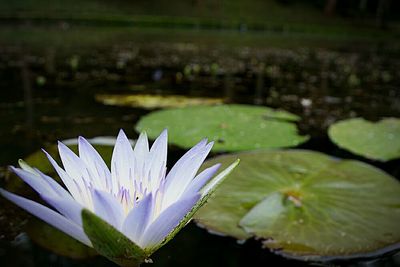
[
  {"left": 95, "top": 94, "right": 224, "bottom": 109},
  {"left": 136, "top": 105, "right": 308, "bottom": 152},
  {"left": 194, "top": 150, "right": 400, "bottom": 260},
  {"left": 328, "top": 118, "right": 400, "bottom": 161}
]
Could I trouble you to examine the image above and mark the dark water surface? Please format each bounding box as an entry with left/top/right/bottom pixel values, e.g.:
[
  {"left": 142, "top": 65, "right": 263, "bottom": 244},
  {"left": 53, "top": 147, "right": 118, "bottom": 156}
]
[{"left": 0, "top": 25, "right": 399, "bottom": 267}]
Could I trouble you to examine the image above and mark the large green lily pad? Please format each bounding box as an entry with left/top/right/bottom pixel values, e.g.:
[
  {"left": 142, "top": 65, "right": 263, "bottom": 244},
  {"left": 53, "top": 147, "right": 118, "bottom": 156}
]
[
  {"left": 95, "top": 94, "right": 224, "bottom": 109},
  {"left": 328, "top": 118, "right": 400, "bottom": 161},
  {"left": 136, "top": 105, "right": 308, "bottom": 152},
  {"left": 194, "top": 150, "right": 400, "bottom": 260}
]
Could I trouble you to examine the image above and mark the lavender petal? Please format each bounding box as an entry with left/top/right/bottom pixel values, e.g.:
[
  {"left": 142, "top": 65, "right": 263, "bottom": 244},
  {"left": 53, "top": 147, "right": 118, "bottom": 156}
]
[{"left": 0, "top": 189, "right": 91, "bottom": 246}]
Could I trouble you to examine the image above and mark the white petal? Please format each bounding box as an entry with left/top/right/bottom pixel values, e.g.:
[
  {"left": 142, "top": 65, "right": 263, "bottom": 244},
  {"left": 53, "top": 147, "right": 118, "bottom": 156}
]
[
  {"left": 78, "top": 136, "right": 110, "bottom": 190},
  {"left": 139, "top": 194, "right": 200, "bottom": 249},
  {"left": 41, "top": 195, "right": 84, "bottom": 226},
  {"left": 146, "top": 129, "right": 168, "bottom": 190},
  {"left": 11, "top": 167, "right": 59, "bottom": 197},
  {"left": 164, "top": 139, "right": 209, "bottom": 187},
  {"left": 58, "top": 141, "right": 88, "bottom": 183},
  {"left": 18, "top": 159, "right": 72, "bottom": 199},
  {"left": 133, "top": 131, "right": 149, "bottom": 180},
  {"left": 57, "top": 143, "right": 93, "bottom": 206},
  {"left": 122, "top": 193, "right": 153, "bottom": 244},
  {"left": 163, "top": 139, "right": 207, "bottom": 189},
  {"left": 34, "top": 168, "right": 73, "bottom": 200},
  {"left": 0, "top": 189, "right": 91, "bottom": 246},
  {"left": 91, "top": 189, "right": 125, "bottom": 230},
  {"left": 111, "top": 130, "right": 135, "bottom": 192},
  {"left": 44, "top": 150, "right": 86, "bottom": 204},
  {"left": 182, "top": 164, "right": 221, "bottom": 196},
  {"left": 163, "top": 141, "right": 213, "bottom": 208}
]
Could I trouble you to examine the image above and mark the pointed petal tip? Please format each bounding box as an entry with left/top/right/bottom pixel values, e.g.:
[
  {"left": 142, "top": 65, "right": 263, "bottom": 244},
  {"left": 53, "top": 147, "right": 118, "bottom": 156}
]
[
  {"left": 139, "top": 130, "right": 148, "bottom": 138},
  {"left": 77, "top": 136, "right": 92, "bottom": 151},
  {"left": 160, "top": 128, "right": 168, "bottom": 136},
  {"left": 207, "top": 141, "right": 214, "bottom": 148},
  {"left": 153, "top": 129, "right": 168, "bottom": 144},
  {"left": 200, "top": 159, "right": 240, "bottom": 197},
  {"left": 57, "top": 140, "right": 68, "bottom": 151},
  {"left": 116, "top": 129, "right": 131, "bottom": 144},
  {"left": 0, "top": 188, "right": 13, "bottom": 200},
  {"left": 190, "top": 138, "right": 208, "bottom": 150},
  {"left": 42, "top": 149, "right": 54, "bottom": 161},
  {"left": 0, "top": 187, "right": 7, "bottom": 195},
  {"left": 200, "top": 138, "right": 208, "bottom": 144},
  {"left": 118, "top": 128, "right": 127, "bottom": 137},
  {"left": 9, "top": 166, "right": 26, "bottom": 178},
  {"left": 8, "top": 165, "right": 17, "bottom": 172}
]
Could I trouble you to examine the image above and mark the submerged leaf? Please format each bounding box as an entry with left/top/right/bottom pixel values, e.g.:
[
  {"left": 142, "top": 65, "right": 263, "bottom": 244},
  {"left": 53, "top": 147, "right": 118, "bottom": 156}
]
[
  {"left": 195, "top": 150, "right": 400, "bottom": 260},
  {"left": 328, "top": 117, "right": 400, "bottom": 161},
  {"left": 136, "top": 104, "right": 308, "bottom": 152}
]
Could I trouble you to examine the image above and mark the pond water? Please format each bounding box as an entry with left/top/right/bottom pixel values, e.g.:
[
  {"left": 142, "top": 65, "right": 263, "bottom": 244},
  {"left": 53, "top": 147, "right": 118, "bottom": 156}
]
[{"left": 0, "top": 24, "right": 399, "bottom": 267}]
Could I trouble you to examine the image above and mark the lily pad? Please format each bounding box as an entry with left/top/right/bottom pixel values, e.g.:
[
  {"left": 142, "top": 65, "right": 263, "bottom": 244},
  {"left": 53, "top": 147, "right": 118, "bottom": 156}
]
[
  {"left": 194, "top": 150, "right": 400, "bottom": 260},
  {"left": 95, "top": 94, "right": 224, "bottom": 109},
  {"left": 328, "top": 118, "right": 400, "bottom": 161},
  {"left": 136, "top": 105, "right": 308, "bottom": 152}
]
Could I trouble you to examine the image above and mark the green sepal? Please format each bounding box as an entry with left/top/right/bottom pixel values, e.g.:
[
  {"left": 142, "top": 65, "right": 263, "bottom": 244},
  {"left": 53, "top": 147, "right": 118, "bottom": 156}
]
[{"left": 81, "top": 209, "right": 147, "bottom": 267}]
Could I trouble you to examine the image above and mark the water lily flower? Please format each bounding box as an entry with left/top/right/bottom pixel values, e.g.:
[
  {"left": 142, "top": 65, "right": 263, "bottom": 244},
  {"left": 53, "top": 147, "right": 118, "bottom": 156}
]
[{"left": 1, "top": 129, "right": 238, "bottom": 266}]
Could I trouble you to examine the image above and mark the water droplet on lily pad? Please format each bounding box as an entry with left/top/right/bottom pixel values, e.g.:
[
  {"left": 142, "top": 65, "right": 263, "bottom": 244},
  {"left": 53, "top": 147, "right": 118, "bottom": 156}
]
[
  {"left": 136, "top": 105, "right": 308, "bottom": 152},
  {"left": 194, "top": 150, "right": 400, "bottom": 260},
  {"left": 328, "top": 118, "right": 400, "bottom": 161}
]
